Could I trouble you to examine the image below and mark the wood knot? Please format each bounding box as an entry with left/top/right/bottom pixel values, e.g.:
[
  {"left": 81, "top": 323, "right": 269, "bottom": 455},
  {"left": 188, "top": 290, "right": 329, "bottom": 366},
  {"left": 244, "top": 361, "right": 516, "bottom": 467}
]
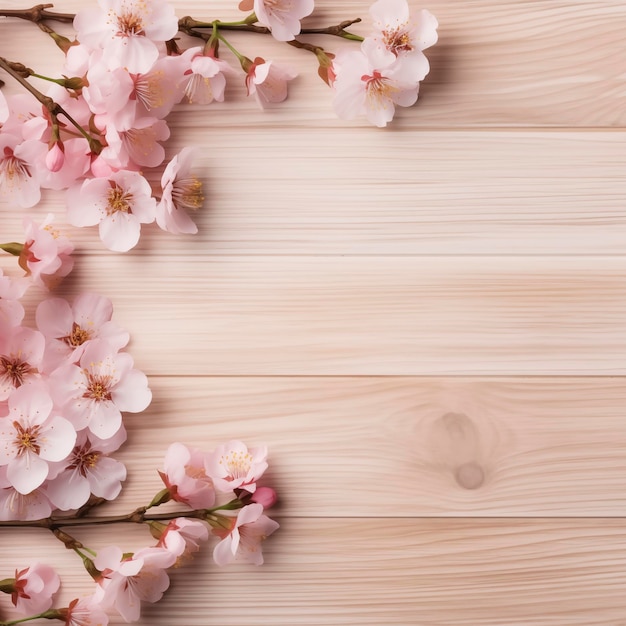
[{"left": 454, "top": 462, "right": 485, "bottom": 490}]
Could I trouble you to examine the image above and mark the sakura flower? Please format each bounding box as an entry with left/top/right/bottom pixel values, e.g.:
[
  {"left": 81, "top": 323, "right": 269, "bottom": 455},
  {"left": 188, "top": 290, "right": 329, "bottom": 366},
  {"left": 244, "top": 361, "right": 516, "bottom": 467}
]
[
  {"left": 206, "top": 440, "right": 268, "bottom": 494},
  {"left": 100, "top": 115, "right": 170, "bottom": 171},
  {"left": 245, "top": 57, "right": 297, "bottom": 108},
  {"left": 212, "top": 503, "right": 279, "bottom": 566},
  {"left": 6, "top": 563, "right": 60, "bottom": 615},
  {"left": 249, "top": 0, "right": 314, "bottom": 42},
  {"left": 73, "top": 0, "right": 178, "bottom": 74},
  {"left": 332, "top": 50, "right": 422, "bottom": 127},
  {"left": 66, "top": 171, "right": 157, "bottom": 252},
  {"left": 19, "top": 214, "right": 74, "bottom": 289},
  {"left": 0, "top": 481, "right": 53, "bottom": 521},
  {"left": 0, "top": 326, "right": 45, "bottom": 400},
  {"left": 36, "top": 293, "right": 129, "bottom": 372},
  {"left": 45, "top": 430, "right": 127, "bottom": 511},
  {"left": 0, "top": 134, "right": 41, "bottom": 208},
  {"left": 362, "top": 0, "right": 438, "bottom": 71},
  {"left": 131, "top": 54, "right": 189, "bottom": 118},
  {"left": 156, "top": 147, "right": 202, "bottom": 235},
  {"left": 0, "top": 383, "right": 76, "bottom": 494},
  {"left": 0, "top": 269, "right": 28, "bottom": 328},
  {"left": 58, "top": 596, "right": 109, "bottom": 626},
  {"left": 179, "top": 47, "right": 231, "bottom": 105},
  {"left": 159, "top": 442, "right": 216, "bottom": 509},
  {"left": 94, "top": 545, "right": 176, "bottom": 623},
  {"left": 49, "top": 339, "right": 151, "bottom": 440},
  {"left": 156, "top": 517, "right": 209, "bottom": 559}
]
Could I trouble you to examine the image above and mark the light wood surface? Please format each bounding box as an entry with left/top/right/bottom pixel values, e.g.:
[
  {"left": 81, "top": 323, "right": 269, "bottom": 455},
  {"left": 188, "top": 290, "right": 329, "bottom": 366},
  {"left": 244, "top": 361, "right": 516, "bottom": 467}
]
[{"left": 1, "top": 0, "right": 625, "bottom": 624}]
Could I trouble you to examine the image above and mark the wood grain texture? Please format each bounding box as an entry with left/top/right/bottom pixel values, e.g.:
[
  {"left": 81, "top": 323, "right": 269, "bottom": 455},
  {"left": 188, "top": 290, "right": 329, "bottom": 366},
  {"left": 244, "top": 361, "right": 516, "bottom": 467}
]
[
  {"left": 109, "top": 376, "right": 626, "bottom": 517},
  {"left": 3, "top": 131, "right": 626, "bottom": 256},
  {"left": 1, "top": 1, "right": 624, "bottom": 128},
  {"left": 29, "top": 255, "right": 626, "bottom": 376},
  {"left": 0, "top": 0, "right": 625, "bottom": 624},
  {"left": 2, "top": 520, "right": 626, "bottom": 625}
]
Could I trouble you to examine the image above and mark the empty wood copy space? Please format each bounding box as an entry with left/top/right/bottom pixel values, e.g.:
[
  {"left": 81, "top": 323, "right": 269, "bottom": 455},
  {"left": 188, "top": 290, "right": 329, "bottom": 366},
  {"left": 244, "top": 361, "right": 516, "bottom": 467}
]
[{"left": 1, "top": 0, "right": 625, "bottom": 624}]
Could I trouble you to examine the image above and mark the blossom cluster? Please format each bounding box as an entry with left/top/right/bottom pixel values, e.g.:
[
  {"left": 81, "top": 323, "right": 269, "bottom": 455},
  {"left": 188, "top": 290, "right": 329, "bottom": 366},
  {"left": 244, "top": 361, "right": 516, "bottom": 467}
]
[
  {"left": 332, "top": 0, "right": 438, "bottom": 127},
  {"left": 0, "top": 248, "right": 150, "bottom": 519},
  {"left": 0, "top": 0, "right": 437, "bottom": 250},
  {"left": 0, "top": 441, "right": 279, "bottom": 625}
]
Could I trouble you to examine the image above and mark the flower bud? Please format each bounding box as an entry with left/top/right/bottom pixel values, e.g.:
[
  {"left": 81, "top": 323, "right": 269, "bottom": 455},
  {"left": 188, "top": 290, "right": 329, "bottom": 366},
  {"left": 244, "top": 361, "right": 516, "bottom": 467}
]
[
  {"left": 45, "top": 142, "right": 65, "bottom": 173},
  {"left": 251, "top": 486, "right": 278, "bottom": 509}
]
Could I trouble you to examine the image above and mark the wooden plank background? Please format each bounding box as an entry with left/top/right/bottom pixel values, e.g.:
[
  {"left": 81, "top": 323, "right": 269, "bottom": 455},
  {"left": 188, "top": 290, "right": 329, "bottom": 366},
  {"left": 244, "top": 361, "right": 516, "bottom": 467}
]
[{"left": 1, "top": 0, "right": 626, "bottom": 624}]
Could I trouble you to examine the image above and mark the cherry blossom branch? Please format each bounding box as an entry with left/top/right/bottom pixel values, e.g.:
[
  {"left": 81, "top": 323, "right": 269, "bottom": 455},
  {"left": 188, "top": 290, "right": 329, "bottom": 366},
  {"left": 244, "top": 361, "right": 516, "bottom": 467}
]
[
  {"left": 0, "top": 5, "right": 363, "bottom": 40},
  {"left": 0, "top": 56, "right": 101, "bottom": 153},
  {"left": 0, "top": 501, "right": 244, "bottom": 530}
]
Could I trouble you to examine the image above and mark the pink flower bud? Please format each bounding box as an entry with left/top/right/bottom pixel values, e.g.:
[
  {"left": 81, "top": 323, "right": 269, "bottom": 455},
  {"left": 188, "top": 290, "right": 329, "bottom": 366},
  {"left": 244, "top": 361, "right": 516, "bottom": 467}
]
[
  {"left": 251, "top": 486, "right": 278, "bottom": 509},
  {"left": 45, "top": 142, "right": 65, "bottom": 172}
]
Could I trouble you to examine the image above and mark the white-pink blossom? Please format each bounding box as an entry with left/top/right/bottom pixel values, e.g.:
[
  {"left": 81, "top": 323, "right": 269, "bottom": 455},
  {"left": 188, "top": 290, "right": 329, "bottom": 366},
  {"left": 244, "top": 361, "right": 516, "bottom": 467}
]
[
  {"left": 179, "top": 47, "right": 230, "bottom": 105},
  {"left": 157, "top": 517, "right": 209, "bottom": 559},
  {"left": 20, "top": 214, "right": 74, "bottom": 289},
  {"left": 159, "top": 442, "right": 216, "bottom": 509},
  {"left": 0, "top": 134, "right": 41, "bottom": 208},
  {"left": 36, "top": 293, "right": 129, "bottom": 372},
  {"left": 362, "top": 0, "right": 438, "bottom": 71},
  {"left": 212, "top": 503, "right": 279, "bottom": 566},
  {"left": 245, "top": 57, "right": 297, "bottom": 108},
  {"left": 45, "top": 430, "right": 127, "bottom": 511},
  {"left": 66, "top": 170, "right": 157, "bottom": 251},
  {"left": 49, "top": 339, "right": 150, "bottom": 440},
  {"left": 60, "top": 596, "right": 110, "bottom": 626},
  {"left": 206, "top": 440, "right": 268, "bottom": 494},
  {"left": 332, "top": 50, "right": 422, "bottom": 127},
  {"left": 156, "top": 147, "right": 202, "bottom": 235},
  {"left": 252, "top": 0, "right": 314, "bottom": 42},
  {"left": 9, "top": 563, "right": 60, "bottom": 616},
  {"left": 0, "top": 383, "right": 76, "bottom": 495},
  {"left": 94, "top": 545, "right": 176, "bottom": 622},
  {"left": 73, "top": 0, "right": 178, "bottom": 74},
  {"left": 0, "top": 326, "right": 45, "bottom": 400}
]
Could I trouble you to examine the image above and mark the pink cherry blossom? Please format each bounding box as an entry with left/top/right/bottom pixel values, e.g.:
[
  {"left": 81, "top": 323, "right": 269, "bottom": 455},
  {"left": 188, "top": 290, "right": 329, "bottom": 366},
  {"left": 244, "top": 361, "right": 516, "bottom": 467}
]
[
  {"left": 45, "top": 430, "right": 127, "bottom": 511},
  {"left": 101, "top": 114, "right": 170, "bottom": 170},
  {"left": 156, "top": 148, "right": 202, "bottom": 235},
  {"left": 60, "top": 596, "right": 109, "bottom": 626},
  {"left": 66, "top": 171, "right": 157, "bottom": 252},
  {"left": 0, "top": 134, "right": 41, "bottom": 208},
  {"left": 0, "top": 269, "right": 28, "bottom": 328},
  {"left": 0, "top": 480, "right": 53, "bottom": 521},
  {"left": 253, "top": 0, "right": 314, "bottom": 42},
  {"left": 0, "top": 326, "right": 45, "bottom": 400},
  {"left": 157, "top": 517, "right": 209, "bottom": 559},
  {"left": 10, "top": 563, "right": 60, "bottom": 615},
  {"left": 179, "top": 47, "right": 231, "bottom": 105},
  {"left": 0, "top": 383, "right": 76, "bottom": 494},
  {"left": 45, "top": 142, "right": 65, "bottom": 173},
  {"left": 332, "top": 50, "right": 422, "bottom": 127},
  {"left": 212, "top": 503, "right": 279, "bottom": 566},
  {"left": 94, "top": 545, "right": 176, "bottom": 623},
  {"left": 362, "top": 0, "right": 437, "bottom": 73},
  {"left": 159, "top": 442, "right": 216, "bottom": 509},
  {"left": 245, "top": 57, "right": 297, "bottom": 108},
  {"left": 20, "top": 214, "right": 75, "bottom": 290},
  {"left": 206, "top": 440, "right": 268, "bottom": 494},
  {"left": 49, "top": 339, "right": 151, "bottom": 440},
  {"left": 36, "top": 293, "right": 129, "bottom": 372},
  {"left": 73, "top": 0, "right": 178, "bottom": 74},
  {"left": 131, "top": 54, "right": 188, "bottom": 118}
]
